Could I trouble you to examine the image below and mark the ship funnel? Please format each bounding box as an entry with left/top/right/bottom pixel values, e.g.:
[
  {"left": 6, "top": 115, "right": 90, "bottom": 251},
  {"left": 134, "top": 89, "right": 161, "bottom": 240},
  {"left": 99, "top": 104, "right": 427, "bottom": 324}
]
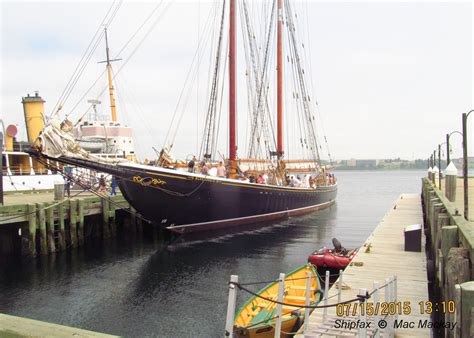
[
  {"left": 5, "top": 125, "right": 17, "bottom": 151},
  {"left": 22, "top": 92, "right": 45, "bottom": 145}
]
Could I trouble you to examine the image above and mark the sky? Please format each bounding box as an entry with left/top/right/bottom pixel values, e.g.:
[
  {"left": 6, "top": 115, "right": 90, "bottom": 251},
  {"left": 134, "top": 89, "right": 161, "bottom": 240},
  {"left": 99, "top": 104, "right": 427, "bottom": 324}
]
[{"left": 1, "top": 0, "right": 473, "bottom": 162}]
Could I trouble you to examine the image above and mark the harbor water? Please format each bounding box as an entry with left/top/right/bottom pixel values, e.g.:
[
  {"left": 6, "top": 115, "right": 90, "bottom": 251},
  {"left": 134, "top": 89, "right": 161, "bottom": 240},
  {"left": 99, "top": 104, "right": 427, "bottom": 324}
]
[{"left": 0, "top": 170, "right": 423, "bottom": 337}]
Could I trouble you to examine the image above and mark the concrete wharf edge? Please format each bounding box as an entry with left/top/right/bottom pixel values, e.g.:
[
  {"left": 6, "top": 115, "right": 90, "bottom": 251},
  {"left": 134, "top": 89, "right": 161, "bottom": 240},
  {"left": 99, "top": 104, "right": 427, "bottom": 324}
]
[
  {"left": 0, "top": 313, "right": 118, "bottom": 337},
  {"left": 299, "top": 193, "right": 431, "bottom": 337}
]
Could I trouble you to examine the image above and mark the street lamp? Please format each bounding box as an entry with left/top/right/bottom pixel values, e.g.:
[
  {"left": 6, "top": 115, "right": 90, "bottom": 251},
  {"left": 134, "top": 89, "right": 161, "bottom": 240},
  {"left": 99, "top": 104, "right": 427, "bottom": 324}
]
[
  {"left": 462, "top": 110, "right": 474, "bottom": 220},
  {"left": 446, "top": 131, "right": 463, "bottom": 165},
  {"left": 438, "top": 143, "right": 447, "bottom": 189},
  {"left": 432, "top": 149, "right": 439, "bottom": 187}
]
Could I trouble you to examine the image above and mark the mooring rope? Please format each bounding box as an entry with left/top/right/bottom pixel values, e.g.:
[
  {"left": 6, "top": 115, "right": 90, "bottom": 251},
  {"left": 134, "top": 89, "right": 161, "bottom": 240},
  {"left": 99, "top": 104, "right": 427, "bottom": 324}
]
[{"left": 230, "top": 282, "right": 369, "bottom": 309}]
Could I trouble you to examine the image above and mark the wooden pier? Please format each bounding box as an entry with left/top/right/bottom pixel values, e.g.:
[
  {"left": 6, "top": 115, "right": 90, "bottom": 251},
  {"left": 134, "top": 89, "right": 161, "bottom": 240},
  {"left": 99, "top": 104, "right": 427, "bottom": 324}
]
[
  {"left": 299, "top": 193, "right": 431, "bottom": 337},
  {"left": 0, "top": 313, "right": 117, "bottom": 338},
  {"left": 0, "top": 191, "right": 141, "bottom": 257}
]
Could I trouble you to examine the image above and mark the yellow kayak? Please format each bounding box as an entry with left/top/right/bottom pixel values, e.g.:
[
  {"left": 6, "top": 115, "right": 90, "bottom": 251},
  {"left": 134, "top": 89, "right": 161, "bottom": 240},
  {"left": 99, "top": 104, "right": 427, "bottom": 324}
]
[{"left": 233, "top": 264, "right": 322, "bottom": 338}]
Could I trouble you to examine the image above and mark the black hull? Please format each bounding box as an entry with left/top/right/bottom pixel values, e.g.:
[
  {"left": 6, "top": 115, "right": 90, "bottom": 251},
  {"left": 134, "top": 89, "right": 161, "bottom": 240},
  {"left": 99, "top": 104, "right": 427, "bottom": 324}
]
[
  {"left": 30, "top": 153, "right": 337, "bottom": 234},
  {"left": 118, "top": 166, "right": 337, "bottom": 233}
]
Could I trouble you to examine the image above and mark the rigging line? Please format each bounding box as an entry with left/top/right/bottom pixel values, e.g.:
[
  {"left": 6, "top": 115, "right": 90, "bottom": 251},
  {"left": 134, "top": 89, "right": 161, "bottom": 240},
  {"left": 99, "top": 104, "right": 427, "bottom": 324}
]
[
  {"left": 61, "top": 30, "right": 107, "bottom": 115},
  {"left": 50, "top": 0, "right": 120, "bottom": 118},
  {"left": 292, "top": 0, "right": 329, "bottom": 164},
  {"left": 212, "top": 38, "right": 229, "bottom": 160},
  {"left": 196, "top": 0, "right": 201, "bottom": 156},
  {"left": 240, "top": 6, "right": 254, "bottom": 157},
  {"left": 67, "top": 69, "right": 107, "bottom": 123},
  {"left": 114, "top": 0, "right": 164, "bottom": 58},
  {"left": 285, "top": 0, "right": 320, "bottom": 165},
  {"left": 244, "top": 4, "right": 275, "bottom": 161},
  {"left": 162, "top": 1, "right": 218, "bottom": 150},
  {"left": 115, "top": 72, "right": 155, "bottom": 142},
  {"left": 199, "top": 0, "right": 226, "bottom": 160},
  {"left": 244, "top": 0, "right": 276, "bottom": 159},
  {"left": 57, "top": 1, "right": 123, "bottom": 119},
  {"left": 70, "top": 1, "right": 173, "bottom": 123},
  {"left": 285, "top": 22, "right": 306, "bottom": 161}
]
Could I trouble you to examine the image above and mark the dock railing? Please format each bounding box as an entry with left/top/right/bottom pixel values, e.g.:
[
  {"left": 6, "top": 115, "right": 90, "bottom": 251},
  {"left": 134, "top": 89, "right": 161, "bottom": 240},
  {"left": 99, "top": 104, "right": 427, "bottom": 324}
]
[{"left": 224, "top": 269, "right": 399, "bottom": 338}]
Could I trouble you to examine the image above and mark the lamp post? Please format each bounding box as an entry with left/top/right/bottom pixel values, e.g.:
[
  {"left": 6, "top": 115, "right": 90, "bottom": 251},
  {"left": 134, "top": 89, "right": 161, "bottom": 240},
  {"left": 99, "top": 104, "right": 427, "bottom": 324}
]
[
  {"left": 446, "top": 131, "right": 463, "bottom": 165},
  {"left": 433, "top": 149, "right": 439, "bottom": 187},
  {"left": 438, "top": 143, "right": 443, "bottom": 189},
  {"left": 462, "top": 110, "right": 474, "bottom": 221}
]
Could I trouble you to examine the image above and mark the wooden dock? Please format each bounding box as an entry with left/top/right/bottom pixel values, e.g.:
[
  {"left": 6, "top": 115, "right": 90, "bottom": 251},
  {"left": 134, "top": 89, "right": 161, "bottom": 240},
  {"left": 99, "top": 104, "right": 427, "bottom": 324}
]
[
  {"left": 0, "top": 313, "right": 117, "bottom": 338},
  {"left": 299, "top": 193, "right": 431, "bottom": 337},
  {"left": 0, "top": 191, "right": 141, "bottom": 257}
]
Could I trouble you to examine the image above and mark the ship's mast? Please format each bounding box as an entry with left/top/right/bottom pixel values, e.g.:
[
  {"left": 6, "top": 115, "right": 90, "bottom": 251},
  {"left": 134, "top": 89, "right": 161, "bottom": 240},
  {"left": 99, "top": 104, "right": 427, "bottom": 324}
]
[
  {"left": 102, "top": 28, "right": 119, "bottom": 122},
  {"left": 229, "top": 0, "right": 236, "bottom": 161},
  {"left": 277, "top": 0, "right": 283, "bottom": 158}
]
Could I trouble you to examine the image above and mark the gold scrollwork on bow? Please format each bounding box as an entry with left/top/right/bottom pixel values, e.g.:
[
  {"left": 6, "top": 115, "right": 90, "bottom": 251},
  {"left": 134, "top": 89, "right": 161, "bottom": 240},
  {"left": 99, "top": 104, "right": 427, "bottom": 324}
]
[{"left": 132, "top": 175, "right": 167, "bottom": 186}]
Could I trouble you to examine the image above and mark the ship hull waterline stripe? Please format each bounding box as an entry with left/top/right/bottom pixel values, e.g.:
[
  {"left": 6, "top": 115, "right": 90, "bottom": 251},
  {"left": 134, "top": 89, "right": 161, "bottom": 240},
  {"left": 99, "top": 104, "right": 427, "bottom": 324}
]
[{"left": 166, "top": 199, "right": 335, "bottom": 234}]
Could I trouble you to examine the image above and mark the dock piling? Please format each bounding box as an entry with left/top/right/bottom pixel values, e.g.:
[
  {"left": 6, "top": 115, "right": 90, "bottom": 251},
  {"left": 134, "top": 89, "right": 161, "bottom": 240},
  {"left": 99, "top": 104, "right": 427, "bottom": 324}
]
[
  {"left": 78, "top": 199, "right": 84, "bottom": 245},
  {"left": 69, "top": 199, "right": 78, "bottom": 248},
  {"left": 27, "top": 204, "right": 36, "bottom": 257},
  {"left": 322, "top": 270, "right": 330, "bottom": 322},
  {"left": 373, "top": 281, "right": 381, "bottom": 338},
  {"left": 58, "top": 203, "right": 66, "bottom": 250},
  {"left": 109, "top": 198, "right": 116, "bottom": 236},
  {"left": 37, "top": 203, "right": 47, "bottom": 255},
  {"left": 45, "top": 204, "right": 56, "bottom": 253},
  {"left": 101, "top": 198, "right": 111, "bottom": 238},
  {"left": 274, "top": 272, "right": 285, "bottom": 338},
  {"left": 303, "top": 271, "right": 311, "bottom": 334},
  {"left": 224, "top": 275, "right": 238, "bottom": 337},
  {"left": 357, "top": 288, "right": 367, "bottom": 338},
  {"left": 338, "top": 269, "right": 343, "bottom": 304}
]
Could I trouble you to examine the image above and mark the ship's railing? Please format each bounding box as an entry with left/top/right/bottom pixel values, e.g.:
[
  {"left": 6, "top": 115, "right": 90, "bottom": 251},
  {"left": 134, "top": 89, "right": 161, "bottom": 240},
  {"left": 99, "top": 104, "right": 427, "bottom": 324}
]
[{"left": 224, "top": 269, "right": 398, "bottom": 338}]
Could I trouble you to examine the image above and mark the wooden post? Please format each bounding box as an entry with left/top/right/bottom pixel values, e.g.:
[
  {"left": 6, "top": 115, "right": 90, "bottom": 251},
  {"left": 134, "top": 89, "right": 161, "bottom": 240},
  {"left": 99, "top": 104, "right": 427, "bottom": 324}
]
[
  {"left": 102, "top": 198, "right": 111, "bottom": 238},
  {"left": 224, "top": 275, "right": 238, "bottom": 337},
  {"left": 323, "top": 270, "right": 330, "bottom": 322},
  {"left": 441, "top": 226, "right": 458, "bottom": 258},
  {"left": 46, "top": 204, "right": 56, "bottom": 253},
  {"left": 27, "top": 204, "right": 36, "bottom": 257},
  {"left": 37, "top": 203, "right": 47, "bottom": 255},
  {"left": 58, "top": 202, "right": 66, "bottom": 250},
  {"left": 393, "top": 276, "right": 398, "bottom": 321},
  {"left": 385, "top": 277, "right": 393, "bottom": 337},
  {"left": 441, "top": 226, "right": 458, "bottom": 286},
  {"left": 454, "top": 284, "right": 461, "bottom": 338},
  {"left": 338, "top": 269, "right": 343, "bottom": 304},
  {"left": 69, "top": 199, "right": 78, "bottom": 248},
  {"left": 304, "top": 271, "right": 311, "bottom": 334},
  {"left": 109, "top": 198, "right": 116, "bottom": 236},
  {"left": 460, "top": 281, "right": 474, "bottom": 337},
  {"left": 358, "top": 288, "right": 367, "bottom": 338},
  {"left": 373, "top": 281, "right": 381, "bottom": 338},
  {"left": 445, "top": 162, "right": 458, "bottom": 202},
  {"left": 274, "top": 273, "right": 285, "bottom": 338},
  {"left": 78, "top": 199, "right": 85, "bottom": 246}
]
